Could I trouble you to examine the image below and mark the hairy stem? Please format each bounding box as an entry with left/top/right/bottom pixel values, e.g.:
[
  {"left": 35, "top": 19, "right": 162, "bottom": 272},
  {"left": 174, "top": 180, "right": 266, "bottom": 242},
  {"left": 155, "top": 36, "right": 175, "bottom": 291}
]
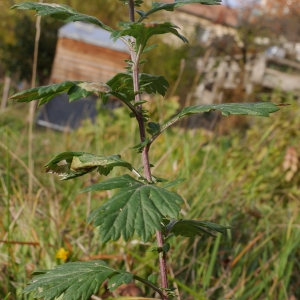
[
  {"left": 134, "top": 275, "right": 165, "bottom": 299},
  {"left": 127, "top": 1, "right": 169, "bottom": 299}
]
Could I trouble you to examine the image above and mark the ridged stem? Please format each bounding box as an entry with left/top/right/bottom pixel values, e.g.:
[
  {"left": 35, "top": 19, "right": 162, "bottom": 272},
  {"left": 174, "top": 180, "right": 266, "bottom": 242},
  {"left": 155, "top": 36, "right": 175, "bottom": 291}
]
[{"left": 127, "top": 1, "right": 169, "bottom": 299}]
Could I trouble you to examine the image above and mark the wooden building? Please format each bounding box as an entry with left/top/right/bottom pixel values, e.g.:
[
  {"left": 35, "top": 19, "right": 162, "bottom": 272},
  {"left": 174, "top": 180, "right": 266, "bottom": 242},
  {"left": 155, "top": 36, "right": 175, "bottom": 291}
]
[
  {"left": 38, "top": 22, "right": 130, "bottom": 131},
  {"left": 160, "top": 0, "right": 238, "bottom": 44},
  {"left": 50, "top": 22, "right": 130, "bottom": 83}
]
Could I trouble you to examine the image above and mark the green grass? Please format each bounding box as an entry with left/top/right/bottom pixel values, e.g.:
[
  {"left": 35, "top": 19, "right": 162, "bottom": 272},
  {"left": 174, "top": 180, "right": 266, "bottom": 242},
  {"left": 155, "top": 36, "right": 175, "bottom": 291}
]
[{"left": 0, "top": 98, "right": 300, "bottom": 300}]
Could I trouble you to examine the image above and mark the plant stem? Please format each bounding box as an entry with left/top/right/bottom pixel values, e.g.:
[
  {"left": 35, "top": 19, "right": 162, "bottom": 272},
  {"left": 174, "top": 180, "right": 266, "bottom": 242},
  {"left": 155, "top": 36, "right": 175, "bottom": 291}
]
[
  {"left": 133, "top": 275, "right": 166, "bottom": 299},
  {"left": 127, "top": 1, "right": 169, "bottom": 299}
]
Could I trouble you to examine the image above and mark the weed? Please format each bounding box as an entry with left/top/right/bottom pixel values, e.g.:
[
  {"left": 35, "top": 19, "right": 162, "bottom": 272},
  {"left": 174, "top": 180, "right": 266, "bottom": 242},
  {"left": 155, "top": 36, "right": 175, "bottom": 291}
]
[{"left": 6, "top": 1, "right": 282, "bottom": 299}]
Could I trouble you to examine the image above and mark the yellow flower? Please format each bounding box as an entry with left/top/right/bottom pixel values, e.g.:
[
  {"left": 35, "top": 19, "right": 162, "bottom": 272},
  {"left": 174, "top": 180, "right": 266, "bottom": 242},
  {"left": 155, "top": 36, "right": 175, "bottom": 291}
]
[{"left": 56, "top": 248, "right": 69, "bottom": 261}]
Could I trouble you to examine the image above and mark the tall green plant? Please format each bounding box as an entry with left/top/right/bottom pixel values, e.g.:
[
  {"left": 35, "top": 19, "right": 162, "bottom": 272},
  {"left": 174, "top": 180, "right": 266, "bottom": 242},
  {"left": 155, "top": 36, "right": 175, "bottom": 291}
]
[{"left": 10, "top": 1, "right": 280, "bottom": 299}]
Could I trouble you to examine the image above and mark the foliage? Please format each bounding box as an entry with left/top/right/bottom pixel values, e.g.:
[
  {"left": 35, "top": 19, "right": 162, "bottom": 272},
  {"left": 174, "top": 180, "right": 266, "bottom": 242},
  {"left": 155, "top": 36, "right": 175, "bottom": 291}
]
[
  {"left": 11, "top": 81, "right": 111, "bottom": 106},
  {"left": 2, "top": 101, "right": 299, "bottom": 299},
  {"left": 86, "top": 175, "right": 184, "bottom": 242},
  {"left": 23, "top": 261, "right": 133, "bottom": 300},
  {"left": 8, "top": 1, "right": 281, "bottom": 300}
]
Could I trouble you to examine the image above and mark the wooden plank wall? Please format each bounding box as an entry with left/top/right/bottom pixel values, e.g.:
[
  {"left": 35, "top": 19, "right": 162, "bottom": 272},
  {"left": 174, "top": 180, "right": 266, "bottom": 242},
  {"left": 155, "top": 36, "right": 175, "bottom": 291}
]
[{"left": 50, "top": 38, "right": 130, "bottom": 83}]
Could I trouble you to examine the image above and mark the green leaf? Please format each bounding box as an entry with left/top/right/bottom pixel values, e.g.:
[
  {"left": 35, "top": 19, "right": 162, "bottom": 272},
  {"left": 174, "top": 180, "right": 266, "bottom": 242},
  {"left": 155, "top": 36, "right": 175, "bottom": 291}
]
[
  {"left": 10, "top": 81, "right": 111, "bottom": 106},
  {"left": 178, "top": 102, "right": 279, "bottom": 118},
  {"left": 143, "top": 44, "right": 158, "bottom": 53},
  {"left": 148, "top": 246, "right": 159, "bottom": 252},
  {"left": 107, "top": 273, "right": 133, "bottom": 292},
  {"left": 88, "top": 181, "right": 184, "bottom": 242},
  {"left": 11, "top": 2, "right": 113, "bottom": 32},
  {"left": 119, "top": 0, "right": 144, "bottom": 7},
  {"left": 79, "top": 174, "right": 141, "bottom": 193},
  {"left": 151, "top": 175, "right": 168, "bottom": 183},
  {"left": 22, "top": 260, "right": 132, "bottom": 300},
  {"left": 132, "top": 138, "right": 150, "bottom": 153},
  {"left": 150, "top": 102, "right": 280, "bottom": 144},
  {"left": 148, "top": 274, "right": 158, "bottom": 284},
  {"left": 3, "top": 293, "right": 11, "bottom": 300},
  {"left": 137, "top": 0, "right": 221, "bottom": 21},
  {"left": 106, "top": 73, "right": 169, "bottom": 101},
  {"left": 162, "top": 242, "right": 171, "bottom": 252},
  {"left": 147, "top": 122, "right": 161, "bottom": 135},
  {"left": 45, "top": 152, "right": 132, "bottom": 180},
  {"left": 111, "top": 22, "right": 187, "bottom": 48},
  {"left": 163, "top": 178, "right": 186, "bottom": 189},
  {"left": 165, "top": 219, "right": 230, "bottom": 238},
  {"left": 134, "top": 100, "right": 148, "bottom": 106},
  {"left": 139, "top": 59, "right": 148, "bottom": 65}
]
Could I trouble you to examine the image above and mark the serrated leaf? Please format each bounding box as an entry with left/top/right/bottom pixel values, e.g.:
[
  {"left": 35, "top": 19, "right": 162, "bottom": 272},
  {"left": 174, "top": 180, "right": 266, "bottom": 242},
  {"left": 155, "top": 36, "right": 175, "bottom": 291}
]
[
  {"left": 165, "top": 219, "right": 230, "bottom": 238},
  {"left": 178, "top": 102, "right": 279, "bottom": 118},
  {"left": 111, "top": 22, "right": 187, "bottom": 48},
  {"left": 11, "top": 2, "right": 113, "bottom": 32},
  {"left": 10, "top": 81, "right": 111, "bottom": 106},
  {"left": 107, "top": 273, "right": 133, "bottom": 292},
  {"left": 137, "top": 0, "right": 221, "bottom": 21},
  {"left": 106, "top": 73, "right": 169, "bottom": 101},
  {"left": 45, "top": 152, "right": 132, "bottom": 180},
  {"left": 88, "top": 183, "right": 184, "bottom": 242},
  {"left": 22, "top": 260, "right": 132, "bottom": 300},
  {"left": 79, "top": 174, "right": 141, "bottom": 193},
  {"left": 151, "top": 102, "right": 279, "bottom": 143}
]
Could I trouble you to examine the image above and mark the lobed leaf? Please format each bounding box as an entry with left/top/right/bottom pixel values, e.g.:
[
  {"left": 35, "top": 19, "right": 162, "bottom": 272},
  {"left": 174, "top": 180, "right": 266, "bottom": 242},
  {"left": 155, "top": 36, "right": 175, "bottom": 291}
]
[
  {"left": 10, "top": 81, "right": 111, "bottom": 106},
  {"left": 165, "top": 219, "right": 230, "bottom": 238},
  {"left": 105, "top": 72, "right": 169, "bottom": 101},
  {"left": 22, "top": 260, "right": 132, "bottom": 300},
  {"left": 45, "top": 152, "right": 132, "bottom": 180},
  {"left": 150, "top": 102, "right": 280, "bottom": 144},
  {"left": 11, "top": 2, "right": 113, "bottom": 32},
  {"left": 111, "top": 21, "right": 187, "bottom": 48},
  {"left": 88, "top": 177, "right": 184, "bottom": 242},
  {"left": 137, "top": 0, "right": 222, "bottom": 21},
  {"left": 178, "top": 102, "right": 279, "bottom": 118}
]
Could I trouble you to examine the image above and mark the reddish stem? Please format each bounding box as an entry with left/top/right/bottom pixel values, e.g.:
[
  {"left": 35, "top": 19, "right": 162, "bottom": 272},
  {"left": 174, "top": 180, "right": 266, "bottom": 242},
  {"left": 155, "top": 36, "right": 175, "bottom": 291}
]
[{"left": 127, "top": 1, "right": 169, "bottom": 299}]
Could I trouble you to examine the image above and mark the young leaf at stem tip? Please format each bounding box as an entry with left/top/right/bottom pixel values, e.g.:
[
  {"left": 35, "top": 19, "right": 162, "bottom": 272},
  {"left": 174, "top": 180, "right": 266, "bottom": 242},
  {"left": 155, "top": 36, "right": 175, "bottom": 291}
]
[{"left": 111, "top": 21, "right": 188, "bottom": 50}]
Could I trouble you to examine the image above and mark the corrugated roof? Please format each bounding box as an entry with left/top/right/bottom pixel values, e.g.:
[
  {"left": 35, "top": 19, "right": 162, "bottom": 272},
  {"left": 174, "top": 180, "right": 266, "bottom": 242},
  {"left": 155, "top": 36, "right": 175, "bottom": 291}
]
[{"left": 58, "top": 22, "right": 130, "bottom": 53}]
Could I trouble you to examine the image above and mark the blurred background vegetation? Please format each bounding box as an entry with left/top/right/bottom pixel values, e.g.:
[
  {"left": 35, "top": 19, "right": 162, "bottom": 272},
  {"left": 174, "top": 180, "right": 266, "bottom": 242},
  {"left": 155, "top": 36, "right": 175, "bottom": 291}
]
[{"left": 0, "top": 0, "right": 300, "bottom": 299}]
